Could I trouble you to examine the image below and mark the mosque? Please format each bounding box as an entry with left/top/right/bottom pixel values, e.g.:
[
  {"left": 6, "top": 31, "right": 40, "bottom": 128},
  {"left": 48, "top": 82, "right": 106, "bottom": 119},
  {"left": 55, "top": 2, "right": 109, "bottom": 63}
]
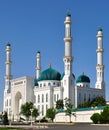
[{"left": 3, "top": 13, "right": 105, "bottom": 120}]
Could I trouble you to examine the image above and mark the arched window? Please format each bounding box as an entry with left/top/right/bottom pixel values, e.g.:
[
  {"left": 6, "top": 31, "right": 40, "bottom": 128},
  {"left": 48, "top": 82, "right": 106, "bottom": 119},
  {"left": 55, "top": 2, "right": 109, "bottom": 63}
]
[
  {"left": 48, "top": 83, "right": 51, "bottom": 86},
  {"left": 42, "top": 94, "right": 44, "bottom": 102},
  {"left": 46, "top": 93, "right": 48, "bottom": 102},
  {"left": 38, "top": 95, "right": 40, "bottom": 103}
]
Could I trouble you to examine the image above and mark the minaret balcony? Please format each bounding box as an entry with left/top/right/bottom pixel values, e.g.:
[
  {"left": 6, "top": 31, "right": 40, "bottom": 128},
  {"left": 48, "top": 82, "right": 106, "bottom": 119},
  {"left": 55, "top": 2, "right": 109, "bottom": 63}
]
[
  {"left": 96, "top": 48, "right": 104, "bottom": 52},
  {"left": 63, "top": 56, "right": 73, "bottom": 62},
  {"left": 64, "top": 37, "right": 72, "bottom": 42},
  {"left": 4, "top": 75, "right": 12, "bottom": 79}
]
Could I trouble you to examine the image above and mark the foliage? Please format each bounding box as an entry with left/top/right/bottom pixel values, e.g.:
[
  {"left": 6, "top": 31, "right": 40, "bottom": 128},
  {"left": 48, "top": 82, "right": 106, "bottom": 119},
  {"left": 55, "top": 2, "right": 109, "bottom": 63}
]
[
  {"left": 78, "top": 96, "right": 106, "bottom": 108},
  {"left": 91, "top": 96, "right": 106, "bottom": 107},
  {"left": 100, "top": 105, "right": 109, "bottom": 123},
  {"left": 83, "top": 100, "right": 91, "bottom": 108},
  {"left": 46, "top": 107, "right": 56, "bottom": 122},
  {"left": 20, "top": 102, "right": 39, "bottom": 121},
  {"left": 90, "top": 105, "right": 109, "bottom": 124},
  {"left": 64, "top": 98, "right": 74, "bottom": 123},
  {"left": 2, "top": 111, "right": 9, "bottom": 125},
  {"left": 56, "top": 99, "right": 64, "bottom": 110},
  {"left": 32, "top": 108, "right": 39, "bottom": 120},
  {"left": 90, "top": 113, "right": 101, "bottom": 124}
]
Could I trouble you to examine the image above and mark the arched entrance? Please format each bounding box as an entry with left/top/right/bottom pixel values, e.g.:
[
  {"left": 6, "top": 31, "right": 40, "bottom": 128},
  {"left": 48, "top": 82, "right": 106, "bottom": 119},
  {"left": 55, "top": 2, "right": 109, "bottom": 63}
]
[{"left": 15, "top": 91, "right": 22, "bottom": 120}]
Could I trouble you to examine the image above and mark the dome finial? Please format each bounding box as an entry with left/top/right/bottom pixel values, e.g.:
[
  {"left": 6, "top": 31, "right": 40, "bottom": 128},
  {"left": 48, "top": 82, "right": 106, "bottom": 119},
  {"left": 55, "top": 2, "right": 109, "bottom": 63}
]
[
  {"left": 7, "top": 42, "right": 11, "bottom": 46},
  {"left": 66, "top": 11, "right": 71, "bottom": 17},
  {"left": 49, "top": 63, "right": 52, "bottom": 68},
  {"left": 98, "top": 27, "right": 103, "bottom": 32},
  {"left": 82, "top": 71, "right": 84, "bottom": 75}
]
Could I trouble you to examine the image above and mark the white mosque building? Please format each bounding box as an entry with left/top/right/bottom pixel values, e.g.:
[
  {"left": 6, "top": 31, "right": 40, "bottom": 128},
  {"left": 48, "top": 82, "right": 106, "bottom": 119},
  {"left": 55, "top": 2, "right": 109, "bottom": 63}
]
[{"left": 3, "top": 13, "right": 105, "bottom": 121}]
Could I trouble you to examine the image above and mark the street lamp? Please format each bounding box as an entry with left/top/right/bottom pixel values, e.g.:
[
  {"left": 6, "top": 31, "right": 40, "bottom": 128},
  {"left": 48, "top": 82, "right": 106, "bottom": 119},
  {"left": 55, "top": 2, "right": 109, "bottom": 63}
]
[{"left": 30, "top": 108, "right": 33, "bottom": 126}]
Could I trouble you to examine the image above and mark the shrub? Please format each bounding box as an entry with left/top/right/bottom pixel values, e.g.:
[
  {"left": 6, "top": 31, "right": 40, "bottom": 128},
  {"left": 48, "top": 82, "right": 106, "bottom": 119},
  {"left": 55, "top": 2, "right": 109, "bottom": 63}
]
[{"left": 90, "top": 113, "right": 100, "bottom": 124}]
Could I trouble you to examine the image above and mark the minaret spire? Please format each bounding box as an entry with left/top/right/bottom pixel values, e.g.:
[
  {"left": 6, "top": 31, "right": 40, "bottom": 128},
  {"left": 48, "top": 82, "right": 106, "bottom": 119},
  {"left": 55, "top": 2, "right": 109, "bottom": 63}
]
[
  {"left": 62, "top": 13, "right": 75, "bottom": 106},
  {"left": 4, "top": 42, "right": 12, "bottom": 93},
  {"left": 36, "top": 51, "right": 41, "bottom": 79},
  {"left": 63, "top": 12, "right": 73, "bottom": 75},
  {"left": 95, "top": 28, "right": 105, "bottom": 90}
]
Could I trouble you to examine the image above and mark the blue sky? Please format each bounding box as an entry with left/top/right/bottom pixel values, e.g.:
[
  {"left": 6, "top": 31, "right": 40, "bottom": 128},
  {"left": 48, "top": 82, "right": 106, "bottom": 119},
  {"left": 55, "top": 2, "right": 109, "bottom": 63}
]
[{"left": 0, "top": 0, "right": 109, "bottom": 111}]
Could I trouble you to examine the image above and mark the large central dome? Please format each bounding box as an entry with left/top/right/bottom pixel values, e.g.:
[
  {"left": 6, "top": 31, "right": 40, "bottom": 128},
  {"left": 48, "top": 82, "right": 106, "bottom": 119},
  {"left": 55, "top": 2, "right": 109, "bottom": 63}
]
[{"left": 37, "top": 67, "right": 61, "bottom": 81}]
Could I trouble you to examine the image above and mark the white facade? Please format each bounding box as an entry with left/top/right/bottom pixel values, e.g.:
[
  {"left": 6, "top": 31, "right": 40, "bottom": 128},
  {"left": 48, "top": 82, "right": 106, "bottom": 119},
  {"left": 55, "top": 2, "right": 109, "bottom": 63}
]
[{"left": 3, "top": 13, "right": 105, "bottom": 121}]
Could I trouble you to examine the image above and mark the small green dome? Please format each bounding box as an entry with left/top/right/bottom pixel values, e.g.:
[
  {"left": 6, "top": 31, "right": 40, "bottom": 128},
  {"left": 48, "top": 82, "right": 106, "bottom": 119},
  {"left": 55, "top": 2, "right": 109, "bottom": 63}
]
[
  {"left": 7, "top": 42, "right": 11, "bottom": 46},
  {"left": 98, "top": 27, "right": 103, "bottom": 32},
  {"left": 37, "top": 68, "right": 61, "bottom": 81},
  {"left": 66, "top": 12, "right": 71, "bottom": 17},
  {"left": 76, "top": 73, "right": 90, "bottom": 83}
]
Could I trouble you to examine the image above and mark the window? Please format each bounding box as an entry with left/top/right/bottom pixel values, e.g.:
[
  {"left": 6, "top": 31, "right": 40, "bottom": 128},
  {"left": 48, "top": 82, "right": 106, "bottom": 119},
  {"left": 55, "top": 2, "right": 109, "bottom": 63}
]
[
  {"left": 43, "top": 83, "right": 46, "bottom": 87},
  {"left": 46, "top": 104, "right": 48, "bottom": 111},
  {"left": 57, "top": 82, "right": 60, "bottom": 87},
  {"left": 42, "top": 94, "right": 44, "bottom": 102},
  {"left": 38, "top": 95, "right": 40, "bottom": 103},
  {"left": 84, "top": 93, "right": 86, "bottom": 102},
  {"left": 9, "top": 99, "right": 11, "bottom": 106},
  {"left": 54, "top": 94, "right": 56, "bottom": 102},
  {"left": 40, "top": 84, "right": 42, "bottom": 87},
  {"left": 48, "top": 83, "right": 51, "bottom": 86},
  {"left": 79, "top": 93, "right": 81, "bottom": 100},
  {"left": 46, "top": 93, "right": 48, "bottom": 102},
  {"left": 38, "top": 105, "right": 40, "bottom": 112},
  {"left": 42, "top": 105, "right": 44, "bottom": 116}
]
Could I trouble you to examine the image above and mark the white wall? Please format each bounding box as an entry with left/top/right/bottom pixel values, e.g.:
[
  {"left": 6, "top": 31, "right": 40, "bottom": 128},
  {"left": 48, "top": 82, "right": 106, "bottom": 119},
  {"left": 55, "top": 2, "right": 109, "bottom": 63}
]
[{"left": 55, "top": 109, "right": 102, "bottom": 122}]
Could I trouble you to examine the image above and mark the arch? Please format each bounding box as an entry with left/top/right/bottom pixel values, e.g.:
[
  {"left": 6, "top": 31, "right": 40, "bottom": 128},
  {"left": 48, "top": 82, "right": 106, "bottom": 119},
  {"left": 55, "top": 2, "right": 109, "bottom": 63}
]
[{"left": 15, "top": 91, "right": 22, "bottom": 120}]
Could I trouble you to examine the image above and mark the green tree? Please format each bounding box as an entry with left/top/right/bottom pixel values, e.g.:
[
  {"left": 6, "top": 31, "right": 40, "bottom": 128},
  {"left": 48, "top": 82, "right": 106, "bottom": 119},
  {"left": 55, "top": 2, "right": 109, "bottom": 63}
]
[
  {"left": 91, "top": 96, "right": 106, "bottom": 107},
  {"left": 20, "top": 102, "right": 34, "bottom": 121},
  {"left": 90, "top": 113, "right": 101, "bottom": 124},
  {"left": 46, "top": 108, "right": 56, "bottom": 122},
  {"left": 56, "top": 99, "right": 64, "bottom": 109},
  {"left": 64, "top": 98, "right": 75, "bottom": 123},
  {"left": 32, "top": 108, "right": 39, "bottom": 121},
  {"left": 100, "top": 105, "right": 109, "bottom": 123},
  {"left": 2, "top": 111, "right": 9, "bottom": 125},
  {"left": 83, "top": 100, "right": 91, "bottom": 108}
]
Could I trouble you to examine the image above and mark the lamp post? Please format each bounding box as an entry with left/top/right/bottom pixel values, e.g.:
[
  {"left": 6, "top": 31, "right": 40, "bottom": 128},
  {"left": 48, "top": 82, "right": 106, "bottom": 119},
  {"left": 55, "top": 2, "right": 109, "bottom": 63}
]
[{"left": 30, "top": 108, "right": 33, "bottom": 126}]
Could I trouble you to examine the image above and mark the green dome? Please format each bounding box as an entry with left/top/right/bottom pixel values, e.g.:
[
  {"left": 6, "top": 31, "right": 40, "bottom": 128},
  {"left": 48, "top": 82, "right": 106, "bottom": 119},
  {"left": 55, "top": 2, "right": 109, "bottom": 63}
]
[
  {"left": 37, "top": 68, "right": 61, "bottom": 81},
  {"left": 76, "top": 73, "right": 90, "bottom": 83},
  {"left": 98, "top": 27, "right": 103, "bottom": 32}
]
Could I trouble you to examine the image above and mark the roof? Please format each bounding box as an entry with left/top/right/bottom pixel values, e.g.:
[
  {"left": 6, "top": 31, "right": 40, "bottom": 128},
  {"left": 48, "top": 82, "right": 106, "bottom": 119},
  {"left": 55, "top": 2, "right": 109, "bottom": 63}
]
[
  {"left": 76, "top": 73, "right": 90, "bottom": 83},
  {"left": 35, "top": 67, "right": 61, "bottom": 82},
  {"left": 98, "top": 27, "right": 103, "bottom": 32},
  {"left": 7, "top": 42, "right": 11, "bottom": 46},
  {"left": 66, "top": 12, "right": 71, "bottom": 17}
]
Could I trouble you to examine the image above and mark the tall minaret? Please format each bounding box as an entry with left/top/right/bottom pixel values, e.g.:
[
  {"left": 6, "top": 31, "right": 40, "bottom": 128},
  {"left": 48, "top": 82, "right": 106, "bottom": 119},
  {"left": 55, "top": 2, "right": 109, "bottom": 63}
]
[
  {"left": 4, "top": 43, "right": 12, "bottom": 93},
  {"left": 95, "top": 28, "right": 105, "bottom": 90},
  {"left": 36, "top": 51, "right": 41, "bottom": 79},
  {"left": 63, "top": 12, "right": 73, "bottom": 75},
  {"left": 63, "top": 13, "right": 75, "bottom": 104}
]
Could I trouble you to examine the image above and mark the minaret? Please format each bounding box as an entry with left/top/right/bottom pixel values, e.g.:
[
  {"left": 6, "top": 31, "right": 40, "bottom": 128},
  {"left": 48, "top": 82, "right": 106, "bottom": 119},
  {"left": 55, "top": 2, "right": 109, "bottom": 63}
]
[
  {"left": 63, "top": 13, "right": 75, "bottom": 104},
  {"left": 4, "top": 43, "right": 12, "bottom": 93},
  {"left": 95, "top": 28, "right": 105, "bottom": 90},
  {"left": 63, "top": 12, "right": 73, "bottom": 75},
  {"left": 36, "top": 51, "right": 41, "bottom": 79}
]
